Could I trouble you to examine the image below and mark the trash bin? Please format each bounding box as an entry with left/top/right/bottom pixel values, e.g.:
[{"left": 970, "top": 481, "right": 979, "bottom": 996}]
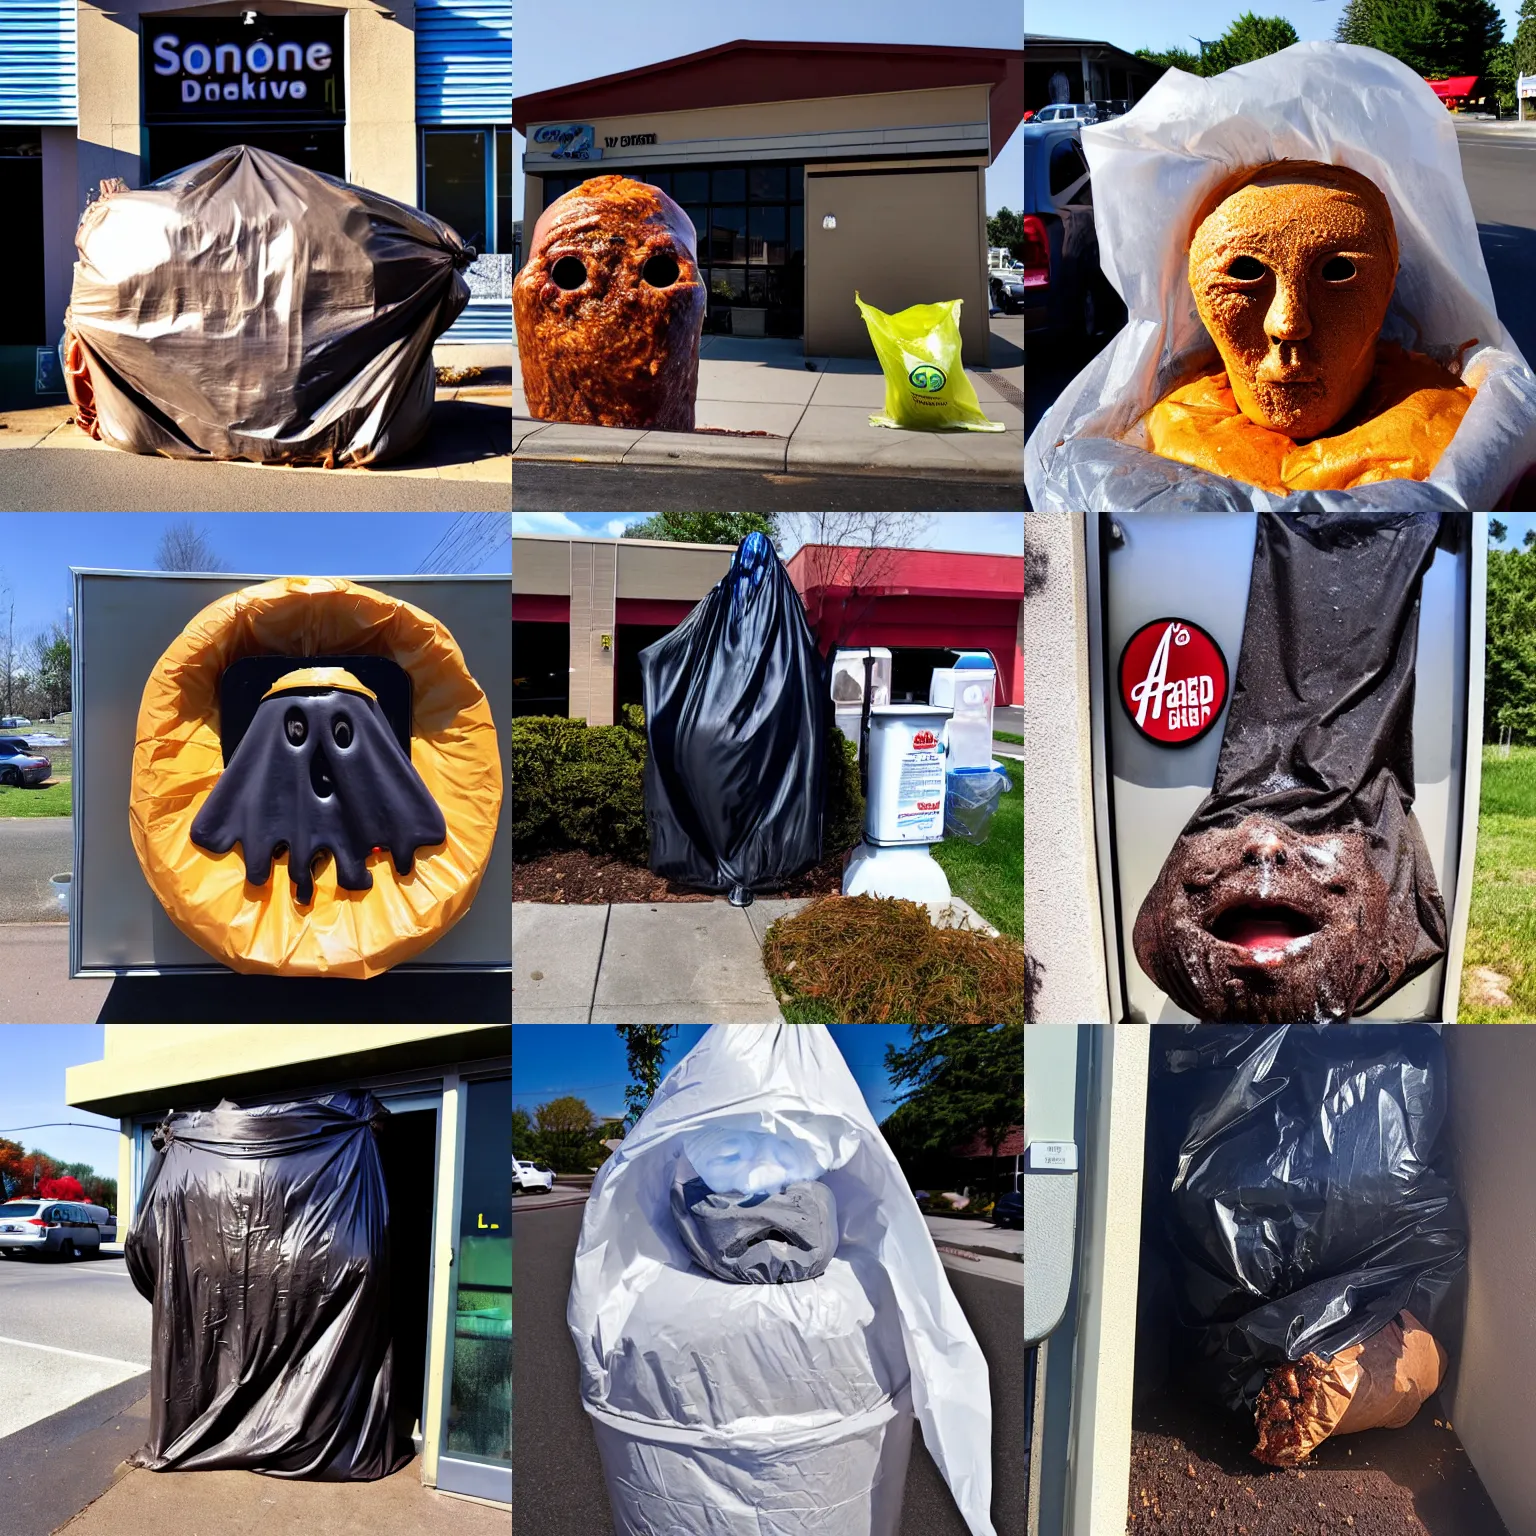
[{"left": 944, "top": 767, "right": 1009, "bottom": 844}]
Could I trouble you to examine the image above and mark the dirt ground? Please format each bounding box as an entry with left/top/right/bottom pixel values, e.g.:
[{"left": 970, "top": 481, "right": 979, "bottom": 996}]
[
  {"left": 1128, "top": 1389, "right": 1508, "bottom": 1536},
  {"left": 512, "top": 847, "right": 846, "bottom": 904}
]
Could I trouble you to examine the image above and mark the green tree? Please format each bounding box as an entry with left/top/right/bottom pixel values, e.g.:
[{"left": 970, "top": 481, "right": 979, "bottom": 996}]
[
  {"left": 616, "top": 1026, "right": 676, "bottom": 1128},
  {"left": 1336, "top": 0, "right": 1384, "bottom": 45},
  {"left": 882, "top": 1023, "right": 1022, "bottom": 1166},
  {"left": 1514, "top": 0, "right": 1536, "bottom": 77},
  {"left": 1485, "top": 40, "right": 1516, "bottom": 111},
  {"left": 986, "top": 207, "right": 1023, "bottom": 258},
  {"left": 1206, "top": 12, "right": 1300, "bottom": 71},
  {"left": 533, "top": 1095, "right": 601, "bottom": 1173},
  {"left": 29, "top": 624, "right": 69, "bottom": 718},
  {"left": 1340, "top": 0, "right": 1502, "bottom": 77},
  {"left": 512, "top": 1106, "right": 539, "bottom": 1160},
  {"left": 1135, "top": 45, "right": 1204, "bottom": 74},
  {"left": 620, "top": 512, "right": 781, "bottom": 548},
  {"left": 1484, "top": 546, "right": 1536, "bottom": 741}
]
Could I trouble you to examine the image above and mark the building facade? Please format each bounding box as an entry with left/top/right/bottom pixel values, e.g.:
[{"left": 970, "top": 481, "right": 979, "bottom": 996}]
[
  {"left": 515, "top": 40, "right": 1024, "bottom": 363},
  {"left": 512, "top": 532, "right": 1024, "bottom": 725},
  {"left": 0, "top": 0, "right": 511, "bottom": 404},
  {"left": 66, "top": 1023, "right": 511, "bottom": 1506}
]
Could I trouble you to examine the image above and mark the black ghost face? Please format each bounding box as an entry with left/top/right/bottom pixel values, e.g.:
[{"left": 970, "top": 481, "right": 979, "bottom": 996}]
[
  {"left": 190, "top": 672, "right": 447, "bottom": 905},
  {"left": 670, "top": 1175, "right": 839, "bottom": 1285}
]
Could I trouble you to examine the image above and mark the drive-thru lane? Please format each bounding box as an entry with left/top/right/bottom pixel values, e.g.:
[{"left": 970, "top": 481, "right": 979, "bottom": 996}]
[{"left": 513, "top": 1197, "right": 1024, "bottom": 1535}]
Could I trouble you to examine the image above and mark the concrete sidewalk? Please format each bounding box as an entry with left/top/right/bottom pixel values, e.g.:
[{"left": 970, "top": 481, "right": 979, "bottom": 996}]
[
  {"left": 513, "top": 318, "right": 1024, "bottom": 483},
  {"left": 55, "top": 1452, "right": 507, "bottom": 1536},
  {"left": 0, "top": 924, "right": 111, "bottom": 1023},
  {"left": 0, "top": 386, "right": 510, "bottom": 484},
  {"left": 514, "top": 893, "right": 1000, "bottom": 1022}
]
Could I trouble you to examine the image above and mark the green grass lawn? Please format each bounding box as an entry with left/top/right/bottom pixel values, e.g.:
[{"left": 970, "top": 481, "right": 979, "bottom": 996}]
[
  {"left": 1459, "top": 746, "right": 1536, "bottom": 1020},
  {"left": 930, "top": 761, "right": 1022, "bottom": 939},
  {"left": 0, "top": 779, "right": 71, "bottom": 816},
  {"left": 994, "top": 730, "right": 1024, "bottom": 746}
]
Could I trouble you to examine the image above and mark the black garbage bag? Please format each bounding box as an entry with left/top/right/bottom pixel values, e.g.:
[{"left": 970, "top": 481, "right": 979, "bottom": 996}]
[
  {"left": 1148, "top": 1023, "right": 1466, "bottom": 1425},
  {"left": 640, "top": 532, "right": 828, "bottom": 903},
  {"left": 64, "top": 146, "right": 473, "bottom": 466},
  {"left": 1134, "top": 511, "right": 1448, "bottom": 1023},
  {"left": 124, "top": 1092, "right": 409, "bottom": 1480}
]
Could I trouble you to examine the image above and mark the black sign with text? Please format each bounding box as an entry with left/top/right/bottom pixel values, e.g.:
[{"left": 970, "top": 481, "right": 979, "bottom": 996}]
[{"left": 143, "top": 18, "right": 344, "bottom": 122}]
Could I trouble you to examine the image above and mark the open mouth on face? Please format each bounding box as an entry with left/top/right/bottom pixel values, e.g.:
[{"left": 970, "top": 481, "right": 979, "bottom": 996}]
[{"left": 1207, "top": 902, "right": 1320, "bottom": 955}]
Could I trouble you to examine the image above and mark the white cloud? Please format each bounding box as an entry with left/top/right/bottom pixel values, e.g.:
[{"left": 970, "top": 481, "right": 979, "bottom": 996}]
[
  {"left": 605, "top": 517, "right": 638, "bottom": 537},
  {"left": 512, "top": 513, "right": 590, "bottom": 537}
]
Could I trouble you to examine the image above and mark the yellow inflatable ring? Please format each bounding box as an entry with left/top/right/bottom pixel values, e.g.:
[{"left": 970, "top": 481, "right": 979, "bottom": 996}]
[{"left": 129, "top": 577, "right": 503, "bottom": 978}]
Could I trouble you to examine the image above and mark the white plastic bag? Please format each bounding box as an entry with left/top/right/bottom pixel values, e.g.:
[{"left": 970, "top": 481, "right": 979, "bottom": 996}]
[
  {"left": 568, "top": 1023, "right": 996, "bottom": 1536},
  {"left": 1025, "top": 42, "right": 1536, "bottom": 510}
]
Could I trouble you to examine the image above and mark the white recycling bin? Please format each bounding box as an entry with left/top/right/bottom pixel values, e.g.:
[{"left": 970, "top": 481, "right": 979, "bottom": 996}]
[{"left": 929, "top": 655, "right": 996, "bottom": 771}]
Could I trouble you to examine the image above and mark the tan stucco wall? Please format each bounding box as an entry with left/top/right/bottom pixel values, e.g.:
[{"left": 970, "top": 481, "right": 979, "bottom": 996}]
[
  {"left": 1025, "top": 512, "right": 1111, "bottom": 1022},
  {"left": 616, "top": 541, "right": 733, "bottom": 600},
  {"left": 41, "top": 127, "right": 79, "bottom": 343},
  {"left": 67, "top": 1024, "right": 498, "bottom": 1108},
  {"left": 1444, "top": 1025, "right": 1536, "bottom": 1535},
  {"left": 804, "top": 165, "right": 987, "bottom": 364},
  {"left": 512, "top": 535, "right": 574, "bottom": 595},
  {"left": 76, "top": 0, "right": 416, "bottom": 209}
]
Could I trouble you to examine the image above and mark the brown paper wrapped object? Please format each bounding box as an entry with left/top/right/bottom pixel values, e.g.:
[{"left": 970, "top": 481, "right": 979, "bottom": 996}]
[
  {"left": 513, "top": 175, "right": 707, "bottom": 430},
  {"left": 1252, "top": 1311, "right": 1446, "bottom": 1466}
]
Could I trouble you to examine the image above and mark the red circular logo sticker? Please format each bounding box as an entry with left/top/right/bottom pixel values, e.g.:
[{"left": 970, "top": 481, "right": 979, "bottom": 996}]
[{"left": 1118, "top": 618, "right": 1229, "bottom": 745}]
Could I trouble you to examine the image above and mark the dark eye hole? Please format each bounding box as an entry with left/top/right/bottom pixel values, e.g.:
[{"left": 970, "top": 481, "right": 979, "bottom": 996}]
[
  {"left": 332, "top": 716, "right": 352, "bottom": 748},
  {"left": 550, "top": 256, "right": 587, "bottom": 290},
  {"left": 1226, "top": 255, "right": 1265, "bottom": 280},
  {"left": 283, "top": 707, "right": 307, "bottom": 746},
  {"left": 1321, "top": 255, "right": 1356, "bottom": 282},
  {"left": 640, "top": 252, "right": 680, "bottom": 288}
]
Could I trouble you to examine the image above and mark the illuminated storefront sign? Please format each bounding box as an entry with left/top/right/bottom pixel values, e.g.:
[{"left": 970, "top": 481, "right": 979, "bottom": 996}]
[{"left": 143, "top": 19, "right": 344, "bottom": 121}]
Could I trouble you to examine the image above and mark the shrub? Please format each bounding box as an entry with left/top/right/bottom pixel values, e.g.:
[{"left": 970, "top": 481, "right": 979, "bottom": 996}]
[{"left": 513, "top": 708, "right": 862, "bottom": 870}]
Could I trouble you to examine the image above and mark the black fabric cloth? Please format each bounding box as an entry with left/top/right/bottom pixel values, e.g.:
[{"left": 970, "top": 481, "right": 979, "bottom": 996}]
[
  {"left": 125, "top": 1092, "right": 409, "bottom": 1480},
  {"left": 190, "top": 686, "right": 446, "bottom": 905},
  {"left": 670, "top": 1174, "right": 839, "bottom": 1285},
  {"left": 66, "top": 146, "right": 472, "bottom": 465},
  {"left": 639, "top": 533, "right": 829, "bottom": 901},
  {"left": 1147, "top": 1024, "right": 1466, "bottom": 1417}
]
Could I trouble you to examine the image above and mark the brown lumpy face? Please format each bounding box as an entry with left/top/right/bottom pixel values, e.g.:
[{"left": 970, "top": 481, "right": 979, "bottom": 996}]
[
  {"left": 1132, "top": 816, "right": 1418, "bottom": 1024},
  {"left": 1189, "top": 169, "right": 1398, "bottom": 441},
  {"left": 513, "top": 175, "right": 707, "bottom": 431}
]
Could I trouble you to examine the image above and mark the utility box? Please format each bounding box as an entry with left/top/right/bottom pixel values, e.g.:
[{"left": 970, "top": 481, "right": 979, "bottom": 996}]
[{"left": 1084, "top": 514, "right": 1483, "bottom": 1024}]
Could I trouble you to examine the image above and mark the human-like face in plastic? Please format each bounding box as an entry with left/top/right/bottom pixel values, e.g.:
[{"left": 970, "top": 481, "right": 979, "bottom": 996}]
[
  {"left": 1132, "top": 815, "right": 1421, "bottom": 1024},
  {"left": 1189, "top": 169, "right": 1398, "bottom": 441},
  {"left": 511, "top": 174, "right": 706, "bottom": 431}
]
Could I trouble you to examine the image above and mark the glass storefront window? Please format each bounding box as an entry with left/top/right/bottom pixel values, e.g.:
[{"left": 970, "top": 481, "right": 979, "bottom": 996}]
[
  {"left": 712, "top": 167, "right": 746, "bottom": 201},
  {"left": 423, "top": 131, "right": 487, "bottom": 251},
  {"left": 749, "top": 165, "right": 787, "bottom": 202},
  {"left": 494, "top": 128, "right": 511, "bottom": 255},
  {"left": 748, "top": 205, "right": 786, "bottom": 264},
  {"left": 710, "top": 205, "right": 747, "bottom": 262},
  {"left": 444, "top": 1075, "right": 510, "bottom": 1464},
  {"left": 672, "top": 169, "right": 709, "bottom": 203}
]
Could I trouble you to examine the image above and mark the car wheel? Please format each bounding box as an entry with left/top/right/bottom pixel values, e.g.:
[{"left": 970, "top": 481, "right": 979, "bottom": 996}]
[{"left": 0, "top": 768, "right": 19, "bottom": 787}]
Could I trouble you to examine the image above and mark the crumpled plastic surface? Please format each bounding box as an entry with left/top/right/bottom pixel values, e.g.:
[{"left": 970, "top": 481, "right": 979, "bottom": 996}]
[
  {"left": 129, "top": 577, "right": 503, "bottom": 978},
  {"left": 1025, "top": 43, "right": 1536, "bottom": 510},
  {"left": 1147, "top": 1024, "right": 1466, "bottom": 1424},
  {"left": 125, "top": 1092, "right": 410, "bottom": 1480},
  {"left": 671, "top": 1169, "right": 839, "bottom": 1284},
  {"left": 568, "top": 1024, "right": 995, "bottom": 1536},
  {"left": 65, "top": 146, "right": 472, "bottom": 467},
  {"left": 640, "top": 533, "right": 828, "bottom": 902},
  {"left": 1133, "top": 512, "right": 1447, "bottom": 1022},
  {"left": 855, "top": 294, "right": 1004, "bottom": 431},
  {"left": 944, "top": 769, "right": 1009, "bottom": 844}
]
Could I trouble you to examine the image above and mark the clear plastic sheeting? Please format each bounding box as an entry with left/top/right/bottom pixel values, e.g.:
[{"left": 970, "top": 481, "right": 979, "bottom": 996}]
[
  {"left": 124, "top": 1092, "right": 410, "bottom": 1481},
  {"left": 65, "top": 146, "right": 473, "bottom": 466},
  {"left": 1025, "top": 43, "right": 1536, "bottom": 511},
  {"left": 568, "top": 1024, "right": 996, "bottom": 1536},
  {"left": 943, "top": 769, "right": 1009, "bottom": 844}
]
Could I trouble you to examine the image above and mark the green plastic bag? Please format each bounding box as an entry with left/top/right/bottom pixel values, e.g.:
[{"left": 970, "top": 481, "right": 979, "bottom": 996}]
[{"left": 855, "top": 293, "right": 1006, "bottom": 432}]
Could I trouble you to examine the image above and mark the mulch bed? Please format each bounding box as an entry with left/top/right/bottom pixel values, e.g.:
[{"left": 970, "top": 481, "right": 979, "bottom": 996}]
[
  {"left": 1129, "top": 1388, "right": 1508, "bottom": 1536},
  {"left": 512, "top": 847, "right": 845, "bottom": 904}
]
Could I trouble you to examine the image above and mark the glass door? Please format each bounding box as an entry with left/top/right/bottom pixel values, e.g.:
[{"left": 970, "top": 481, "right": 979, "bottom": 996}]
[{"left": 436, "top": 1073, "right": 511, "bottom": 1502}]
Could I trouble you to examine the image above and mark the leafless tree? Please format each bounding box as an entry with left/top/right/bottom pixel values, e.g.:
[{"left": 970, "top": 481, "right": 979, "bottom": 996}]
[
  {"left": 0, "top": 575, "right": 18, "bottom": 719},
  {"left": 155, "top": 520, "right": 230, "bottom": 572},
  {"left": 782, "top": 513, "right": 932, "bottom": 653}
]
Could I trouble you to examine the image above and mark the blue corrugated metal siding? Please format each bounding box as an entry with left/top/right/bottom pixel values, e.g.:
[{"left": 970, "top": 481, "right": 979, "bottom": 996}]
[
  {"left": 440, "top": 301, "right": 511, "bottom": 342},
  {"left": 0, "top": 0, "right": 77, "bottom": 123},
  {"left": 416, "top": 0, "right": 510, "bottom": 125}
]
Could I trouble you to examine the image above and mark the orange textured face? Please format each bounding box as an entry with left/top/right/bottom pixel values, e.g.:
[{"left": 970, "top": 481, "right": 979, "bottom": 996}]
[
  {"left": 513, "top": 175, "right": 707, "bottom": 431},
  {"left": 1189, "top": 172, "right": 1398, "bottom": 440}
]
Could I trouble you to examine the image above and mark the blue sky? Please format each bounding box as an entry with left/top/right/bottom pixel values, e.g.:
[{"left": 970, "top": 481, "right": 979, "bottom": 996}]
[
  {"left": 0, "top": 1027, "right": 119, "bottom": 1179},
  {"left": 512, "top": 1025, "right": 916, "bottom": 1124},
  {"left": 513, "top": 1, "right": 1024, "bottom": 221},
  {"left": 513, "top": 512, "right": 1024, "bottom": 559},
  {"left": 1490, "top": 514, "right": 1536, "bottom": 548},
  {"left": 1031, "top": 3, "right": 1524, "bottom": 58},
  {"left": 0, "top": 514, "right": 509, "bottom": 651}
]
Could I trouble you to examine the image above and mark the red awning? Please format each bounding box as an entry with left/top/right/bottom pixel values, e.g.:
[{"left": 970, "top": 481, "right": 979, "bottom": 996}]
[{"left": 1426, "top": 76, "right": 1479, "bottom": 98}]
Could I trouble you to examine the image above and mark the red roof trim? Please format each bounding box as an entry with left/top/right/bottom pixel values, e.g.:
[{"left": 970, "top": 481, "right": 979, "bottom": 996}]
[{"left": 515, "top": 39, "right": 1026, "bottom": 161}]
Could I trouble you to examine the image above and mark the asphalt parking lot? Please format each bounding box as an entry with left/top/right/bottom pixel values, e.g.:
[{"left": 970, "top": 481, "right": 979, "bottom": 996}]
[
  {"left": 0, "top": 1250, "right": 151, "bottom": 1441},
  {"left": 513, "top": 1198, "right": 1024, "bottom": 1536}
]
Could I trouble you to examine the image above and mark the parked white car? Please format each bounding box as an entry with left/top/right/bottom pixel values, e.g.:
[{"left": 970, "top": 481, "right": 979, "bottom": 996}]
[{"left": 514, "top": 1158, "right": 555, "bottom": 1194}]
